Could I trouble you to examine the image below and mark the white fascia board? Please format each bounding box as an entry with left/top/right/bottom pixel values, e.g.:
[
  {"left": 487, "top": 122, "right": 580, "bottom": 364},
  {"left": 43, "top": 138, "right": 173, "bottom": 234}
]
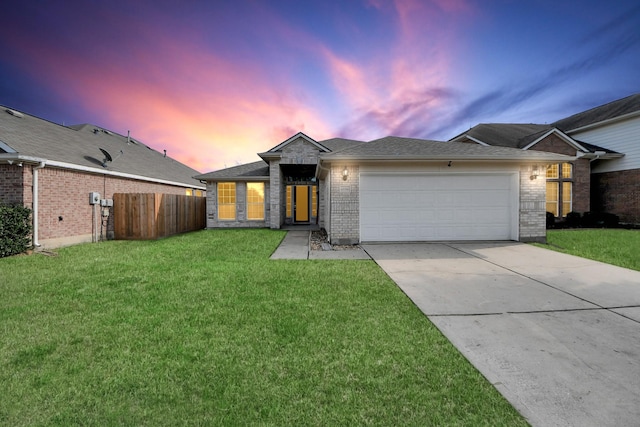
[
  {"left": 320, "top": 154, "right": 574, "bottom": 163},
  {"left": 448, "top": 134, "right": 489, "bottom": 145},
  {"left": 566, "top": 110, "right": 640, "bottom": 134},
  {"left": 0, "top": 153, "right": 46, "bottom": 163},
  {"left": 45, "top": 159, "right": 206, "bottom": 189},
  {"left": 464, "top": 135, "right": 490, "bottom": 146},
  {"left": 521, "top": 128, "right": 588, "bottom": 152},
  {"left": 0, "top": 140, "right": 18, "bottom": 153}
]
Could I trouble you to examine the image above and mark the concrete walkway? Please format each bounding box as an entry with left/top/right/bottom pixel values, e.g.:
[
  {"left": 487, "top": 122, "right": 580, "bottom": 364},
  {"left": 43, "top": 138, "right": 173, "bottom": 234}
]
[
  {"left": 270, "top": 230, "right": 370, "bottom": 260},
  {"left": 363, "top": 242, "right": 640, "bottom": 427}
]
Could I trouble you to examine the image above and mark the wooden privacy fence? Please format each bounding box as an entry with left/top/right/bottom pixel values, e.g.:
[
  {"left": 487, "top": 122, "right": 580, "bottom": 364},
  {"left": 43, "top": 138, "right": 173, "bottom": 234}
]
[{"left": 113, "top": 193, "right": 206, "bottom": 240}]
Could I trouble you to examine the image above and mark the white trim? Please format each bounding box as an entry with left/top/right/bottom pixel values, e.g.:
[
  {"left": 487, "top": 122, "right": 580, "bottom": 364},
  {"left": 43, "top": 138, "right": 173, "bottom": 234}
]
[
  {"left": 565, "top": 110, "right": 640, "bottom": 134},
  {"left": 0, "top": 140, "right": 17, "bottom": 153},
  {"left": 521, "top": 128, "right": 589, "bottom": 152},
  {"left": 464, "top": 135, "right": 490, "bottom": 146},
  {"left": 0, "top": 154, "right": 204, "bottom": 189},
  {"left": 43, "top": 159, "right": 205, "bottom": 189}
]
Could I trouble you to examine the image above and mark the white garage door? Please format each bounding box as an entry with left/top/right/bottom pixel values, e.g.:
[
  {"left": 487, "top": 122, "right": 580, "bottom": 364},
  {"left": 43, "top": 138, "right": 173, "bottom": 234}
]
[{"left": 360, "top": 173, "right": 517, "bottom": 242}]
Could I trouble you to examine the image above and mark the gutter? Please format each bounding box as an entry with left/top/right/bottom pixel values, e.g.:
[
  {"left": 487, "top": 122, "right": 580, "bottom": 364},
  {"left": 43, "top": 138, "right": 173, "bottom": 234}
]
[
  {"left": 32, "top": 161, "right": 46, "bottom": 247},
  {"left": 318, "top": 155, "right": 575, "bottom": 163},
  {"left": 44, "top": 159, "right": 205, "bottom": 190},
  {"left": 1, "top": 154, "right": 204, "bottom": 190}
]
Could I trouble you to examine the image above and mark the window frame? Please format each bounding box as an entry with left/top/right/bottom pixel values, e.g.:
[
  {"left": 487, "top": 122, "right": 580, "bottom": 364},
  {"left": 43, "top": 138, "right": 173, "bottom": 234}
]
[
  {"left": 546, "top": 163, "right": 573, "bottom": 218},
  {"left": 246, "top": 182, "right": 265, "bottom": 221},
  {"left": 217, "top": 182, "right": 236, "bottom": 220}
]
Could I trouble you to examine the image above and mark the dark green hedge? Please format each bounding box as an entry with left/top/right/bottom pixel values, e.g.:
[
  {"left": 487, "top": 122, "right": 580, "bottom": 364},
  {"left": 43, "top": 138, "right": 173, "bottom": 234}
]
[{"left": 0, "top": 204, "right": 32, "bottom": 258}]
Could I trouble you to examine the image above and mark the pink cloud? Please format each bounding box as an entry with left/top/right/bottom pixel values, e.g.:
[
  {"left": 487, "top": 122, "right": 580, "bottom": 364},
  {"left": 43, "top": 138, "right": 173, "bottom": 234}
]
[
  {"left": 4, "top": 12, "right": 333, "bottom": 172},
  {"left": 315, "top": 0, "right": 475, "bottom": 138}
]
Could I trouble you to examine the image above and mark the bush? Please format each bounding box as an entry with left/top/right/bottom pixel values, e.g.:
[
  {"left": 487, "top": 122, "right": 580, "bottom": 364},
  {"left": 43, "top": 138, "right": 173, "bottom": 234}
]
[
  {"left": 565, "top": 211, "right": 582, "bottom": 228},
  {"left": 581, "top": 211, "right": 619, "bottom": 228},
  {"left": 0, "top": 204, "right": 32, "bottom": 257},
  {"left": 546, "top": 212, "right": 555, "bottom": 229}
]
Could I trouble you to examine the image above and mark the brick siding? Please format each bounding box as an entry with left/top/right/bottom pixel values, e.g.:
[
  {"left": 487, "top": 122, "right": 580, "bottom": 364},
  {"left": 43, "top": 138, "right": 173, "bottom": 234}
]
[
  {"left": 519, "top": 164, "right": 547, "bottom": 243},
  {"left": 328, "top": 164, "right": 359, "bottom": 244},
  {"left": 592, "top": 169, "right": 640, "bottom": 224},
  {"left": 1, "top": 164, "right": 199, "bottom": 248}
]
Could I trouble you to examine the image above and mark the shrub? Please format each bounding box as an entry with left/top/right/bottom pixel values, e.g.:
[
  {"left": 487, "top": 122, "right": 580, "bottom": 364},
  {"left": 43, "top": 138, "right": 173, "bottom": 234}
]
[
  {"left": 565, "top": 211, "right": 581, "bottom": 228},
  {"left": 582, "top": 211, "right": 620, "bottom": 228},
  {"left": 0, "top": 204, "right": 32, "bottom": 257},
  {"left": 546, "top": 212, "right": 555, "bottom": 229}
]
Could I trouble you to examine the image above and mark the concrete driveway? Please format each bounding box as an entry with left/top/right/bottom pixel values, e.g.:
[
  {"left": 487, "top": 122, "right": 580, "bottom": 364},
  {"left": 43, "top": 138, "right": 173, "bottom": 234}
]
[{"left": 362, "top": 242, "right": 640, "bottom": 427}]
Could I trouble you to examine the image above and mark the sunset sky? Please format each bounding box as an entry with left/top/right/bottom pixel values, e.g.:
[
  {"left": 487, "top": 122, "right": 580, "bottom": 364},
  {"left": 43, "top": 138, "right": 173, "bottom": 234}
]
[{"left": 1, "top": 0, "right": 639, "bottom": 172}]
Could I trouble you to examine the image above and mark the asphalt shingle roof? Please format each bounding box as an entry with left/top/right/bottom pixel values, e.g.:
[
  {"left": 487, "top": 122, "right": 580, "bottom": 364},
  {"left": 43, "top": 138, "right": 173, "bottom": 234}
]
[
  {"left": 0, "top": 106, "right": 203, "bottom": 187},
  {"left": 457, "top": 123, "right": 552, "bottom": 149},
  {"left": 317, "top": 137, "right": 367, "bottom": 153},
  {"left": 194, "top": 160, "right": 269, "bottom": 180},
  {"left": 322, "top": 136, "right": 572, "bottom": 161},
  {"left": 456, "top": 123, "right": 619, "bottom": 154},
  {"left": 552, "top": 93, "right": 640, "bottom": 132}
]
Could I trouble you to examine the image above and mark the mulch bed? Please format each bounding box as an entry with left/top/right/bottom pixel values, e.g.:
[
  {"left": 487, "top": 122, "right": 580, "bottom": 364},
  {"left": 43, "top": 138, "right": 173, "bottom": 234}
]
[{"left": 310, "top": 229, "right": 360, "bottom": 251}]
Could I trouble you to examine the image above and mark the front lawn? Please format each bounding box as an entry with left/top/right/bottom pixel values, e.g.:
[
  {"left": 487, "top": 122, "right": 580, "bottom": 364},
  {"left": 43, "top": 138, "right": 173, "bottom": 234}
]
[
  {"left": 540, "top": 229, "right": 640, "bottom": 271},
  {"left": 0, "top": 229, "right": 526, "bottom": 426}
]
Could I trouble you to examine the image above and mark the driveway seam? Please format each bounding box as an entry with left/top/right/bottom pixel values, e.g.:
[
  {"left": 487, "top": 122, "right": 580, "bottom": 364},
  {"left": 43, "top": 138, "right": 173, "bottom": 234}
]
[
  {"left": 428, "top": 305, "right": 640, "bottom": 319},
  {"left": 445, "top": 243, "right": 640, "bottom": 323}
]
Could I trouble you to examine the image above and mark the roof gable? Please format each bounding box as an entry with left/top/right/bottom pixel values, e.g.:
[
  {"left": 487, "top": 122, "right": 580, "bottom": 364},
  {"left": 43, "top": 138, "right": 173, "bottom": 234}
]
[
  {"left": 451, "top": 123, "right": 551, "bottom": 148},
  {"left": 521, "top": 128, "right": 589, "bottom": 152},
  {"left": 265, "top": 132, "right": 330, "bottom": 153}
]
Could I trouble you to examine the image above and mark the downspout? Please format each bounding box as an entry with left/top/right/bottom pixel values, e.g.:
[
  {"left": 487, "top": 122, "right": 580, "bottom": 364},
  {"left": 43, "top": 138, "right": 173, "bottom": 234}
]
[
  {"left": 590, "top": 151, "right": 606, "bottom": 163},
  {"left": 32, "top": 161, "right": 46, "bottom": 247}
]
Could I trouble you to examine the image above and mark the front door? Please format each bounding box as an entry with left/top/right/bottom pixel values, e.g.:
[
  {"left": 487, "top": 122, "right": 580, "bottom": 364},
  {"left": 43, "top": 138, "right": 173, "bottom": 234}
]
[{"left": 295, "top": 185, "right": 309, "bottom": 222}]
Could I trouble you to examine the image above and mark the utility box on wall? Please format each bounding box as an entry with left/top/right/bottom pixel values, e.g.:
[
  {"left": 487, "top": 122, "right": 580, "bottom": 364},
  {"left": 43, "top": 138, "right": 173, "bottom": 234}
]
[{"left": 89, "top": 192, "right": 100, "bottom": 205}]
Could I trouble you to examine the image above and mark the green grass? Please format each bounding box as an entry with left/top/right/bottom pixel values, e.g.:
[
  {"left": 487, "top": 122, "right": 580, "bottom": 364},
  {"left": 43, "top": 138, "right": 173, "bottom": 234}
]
[
  {"left": 1, "top": 229, "right": 526, "bottom": 426},
  {"left": 538, "top": 229, "right": 640, "bottom": 271}
]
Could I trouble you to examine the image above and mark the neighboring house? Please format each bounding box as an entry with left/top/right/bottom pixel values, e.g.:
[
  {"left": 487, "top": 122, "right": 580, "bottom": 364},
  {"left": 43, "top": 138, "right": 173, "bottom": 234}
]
[
  {"left": 195, "top": 132, "right": 570, "bottom": 244},
  {"left": 0, "top": 106, "right": 205, "bottom": 249},
  {"left": 450, "top": 93, "right": 639, "bottom": 224}
]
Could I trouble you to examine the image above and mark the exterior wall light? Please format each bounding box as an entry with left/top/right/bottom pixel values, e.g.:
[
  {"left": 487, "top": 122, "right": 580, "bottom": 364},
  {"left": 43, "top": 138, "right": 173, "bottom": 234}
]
[
  {"left": 342, "top": 166, "right": 349, "bottom": 181},
  {"left": 530, "top": 165, "right": 539, "bottom": 180}
]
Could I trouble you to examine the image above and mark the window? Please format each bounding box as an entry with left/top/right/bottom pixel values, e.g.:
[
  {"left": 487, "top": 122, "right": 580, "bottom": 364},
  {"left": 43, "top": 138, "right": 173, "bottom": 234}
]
[
  {"left": 311, "top": 185, "right": 317, "bottom": 217},
  {"left": 217, "top": 183, "right": 236, "bottom": 220},
  {"left": 185, "top": 188, "right": 193, "bottom": 196},
  {"left": 286, "top": 186, "right": 292, "bottom": 218},
  {"left": 546, "top": 163, "right": 572, "bottom": 217},
  {"left": 247, "top": 183, "right": 264, "bottom": 220}
]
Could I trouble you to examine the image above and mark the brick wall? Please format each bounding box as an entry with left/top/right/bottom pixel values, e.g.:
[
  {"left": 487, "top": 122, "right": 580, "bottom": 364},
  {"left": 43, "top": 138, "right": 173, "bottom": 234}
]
[
  {"left": 592, "top": 169, "right": 640, "bottom": 224},
  {"left": 519, "top": 164, "right": 547, "bottom": 243},
  {"left": 3, "top": 164, "right": 199, "bottom": 249},
  {"left": 328, "top": 164, "right": 359, "bottom": 244},
  {"left": 318, "top": 177, "right": 327, "bottom": 229},
  {"left": 0, "top": 164, "right": 28, "bottom": 205},
  {"left": 531, "top": 134, "right": 590, "bottom": 213},
  {"left": 269, "top": 159, "right": 282, "bottom": 228}
]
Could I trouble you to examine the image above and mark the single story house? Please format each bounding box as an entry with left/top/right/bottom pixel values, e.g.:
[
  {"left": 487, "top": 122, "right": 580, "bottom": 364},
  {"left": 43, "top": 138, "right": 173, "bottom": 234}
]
[
  {"left": 450, "top": 93, "right": 640, "bottom": 224},
  {"left": 195, "top": 133, "right": 571, "bottom": 244},
  {"left": 0, "top": 106, "right": 205, "bottom": 249}
]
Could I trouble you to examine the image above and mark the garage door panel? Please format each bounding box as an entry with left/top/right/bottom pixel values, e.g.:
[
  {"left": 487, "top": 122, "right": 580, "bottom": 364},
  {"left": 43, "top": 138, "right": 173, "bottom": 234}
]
[{"left": 360, "top": 173, "right": 515, "bottom": 241}]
